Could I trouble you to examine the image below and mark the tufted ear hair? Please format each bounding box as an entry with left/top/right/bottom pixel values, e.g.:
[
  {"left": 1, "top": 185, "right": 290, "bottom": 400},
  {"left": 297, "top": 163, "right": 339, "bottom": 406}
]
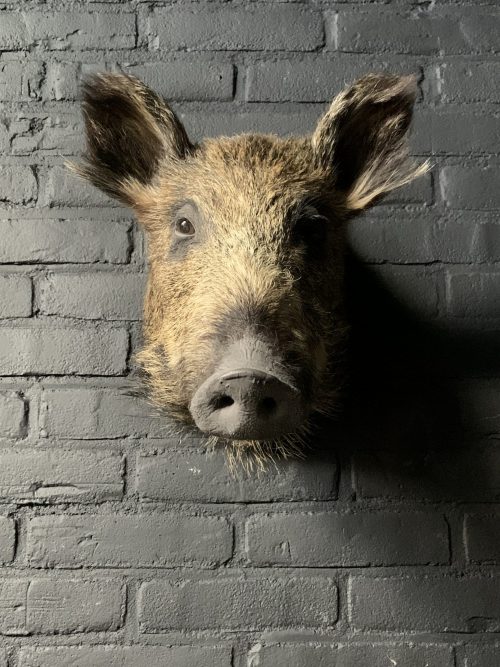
[
  {"left": 71, "top": 72, "right": 194, "bottom": 206},
  {"left": 311, "top": 73, "right": 429, "bottom": 212}
]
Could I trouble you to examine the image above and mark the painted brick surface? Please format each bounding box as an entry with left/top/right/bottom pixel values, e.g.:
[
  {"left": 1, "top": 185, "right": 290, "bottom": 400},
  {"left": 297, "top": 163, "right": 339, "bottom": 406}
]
[
  {"left": 0, "top": 449, "right": 123, "bottom": 503},
  {"left": 27, "top": 578, "right": 124, "bottom": 633},
  {"left": 0, "top": 1, "right": 498, "bottom": 663},
  {"left": 0, "top": 275, "right": 32, "bottom": 318},
  {"left": 40, "top": 385, "right": 165, "bottom": 439},
  {"left": 147, "top": 6, "right": 323, "bottom": 52},
  {"left": 441, "top": 166, "right": 500, "bottom": 210},
  {"left": 245, "top": 511, "right": 449, "bottom": 566},
  {"left": 0, "top": 391, "right": 27, "bottom": 438},
  {"left": 139, "top": 575, "right": 338, "bottom": 632},
  {"left": 0, "top": 218, "right": 131, "bottom": 264},
  {"left": 123, "top": 61, "right": 235, "bottom": 101},
  {"left": 465, "top": 514, "right": 500, "bottom": 563},
  {"left": 38, "top": 271, "right": 145, "bottom": 320},
  {"left": 350, "top": 575, "right": 500, "bottom": 632},
  {"left": 18, "top": 646, "right": 232, "bottom": 667},
  {"left": 27, "top": 513, "right": 233, "bottom": 568},
  {"left": 0, "top": 165, "right": 37, "bottom": 204},
  {"left": 0, "top": 325, "right": 128, "bottom": 375},
  {"left": 353, "top": 444, "right": 500, "bottom": 502},
  {"left": 464, "top": 646, "right": 500, "bottom": 667},
  {"left": 136, "top": 449, "right": 338, "bottom": 502},
  {"left": 249, "top": 643, "right": 455, "bottom": 667},
  {"left": 0, "top": 517, "right": 15, "bottom": 564}
]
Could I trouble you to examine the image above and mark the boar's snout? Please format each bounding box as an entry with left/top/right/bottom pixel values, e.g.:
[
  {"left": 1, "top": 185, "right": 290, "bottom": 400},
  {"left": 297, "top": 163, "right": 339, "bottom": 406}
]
[{"left": 190, "top": 366, "right": 304, "bottom": 441}]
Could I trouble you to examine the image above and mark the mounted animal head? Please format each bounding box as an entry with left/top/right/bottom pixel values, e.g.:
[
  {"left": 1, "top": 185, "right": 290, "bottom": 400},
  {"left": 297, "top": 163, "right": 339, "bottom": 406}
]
[{"left": 74, "top": 71, "right": 427, "bottom": 465}]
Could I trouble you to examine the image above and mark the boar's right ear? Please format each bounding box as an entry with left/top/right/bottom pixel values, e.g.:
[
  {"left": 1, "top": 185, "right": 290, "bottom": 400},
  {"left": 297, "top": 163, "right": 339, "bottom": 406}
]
[
  {"left": 71, "top": 73, "right": 194, "bottom": 206},
  {"left": 311, "top": 74, "right": 428, "bottom": 212}
]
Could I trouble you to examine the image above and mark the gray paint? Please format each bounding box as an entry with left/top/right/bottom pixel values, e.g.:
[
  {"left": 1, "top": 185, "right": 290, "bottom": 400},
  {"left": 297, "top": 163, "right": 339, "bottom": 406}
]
[{"left": 0, "top": 1, "right": 498, "bottom": 666}]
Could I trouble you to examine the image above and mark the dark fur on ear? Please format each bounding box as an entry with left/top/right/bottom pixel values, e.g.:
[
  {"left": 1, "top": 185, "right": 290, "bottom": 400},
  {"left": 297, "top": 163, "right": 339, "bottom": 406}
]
[
  {"left": 71, "top": 72, "right": 194, "bottom": 205},
  {"left": 312, "top": 73, "right": 429, "bottom": 211}
]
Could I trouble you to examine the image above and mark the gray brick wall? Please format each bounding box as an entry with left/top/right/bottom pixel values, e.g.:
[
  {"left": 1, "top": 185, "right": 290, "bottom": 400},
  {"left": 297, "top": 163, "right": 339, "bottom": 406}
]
[{"left": 0, "top": 1, "right": 498, "bottom": 665}]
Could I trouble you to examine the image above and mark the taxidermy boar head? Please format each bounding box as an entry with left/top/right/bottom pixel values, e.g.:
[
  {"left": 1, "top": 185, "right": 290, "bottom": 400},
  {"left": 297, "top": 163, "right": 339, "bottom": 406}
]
[{"left": 74, "top": 71, "right": 427, "bottom": 465}]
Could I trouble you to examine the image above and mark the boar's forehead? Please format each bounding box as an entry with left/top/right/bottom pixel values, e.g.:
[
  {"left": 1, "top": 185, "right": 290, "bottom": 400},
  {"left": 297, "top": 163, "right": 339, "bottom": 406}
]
[{"left": 161, "top": 134, "right": 332, "bottom": 229}]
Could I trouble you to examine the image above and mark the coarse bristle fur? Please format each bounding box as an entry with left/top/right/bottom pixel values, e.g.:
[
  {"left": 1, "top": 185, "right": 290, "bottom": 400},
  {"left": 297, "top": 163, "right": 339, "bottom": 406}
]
[{"left": 73, "top": 71, "right": 428, "bottom": 468}]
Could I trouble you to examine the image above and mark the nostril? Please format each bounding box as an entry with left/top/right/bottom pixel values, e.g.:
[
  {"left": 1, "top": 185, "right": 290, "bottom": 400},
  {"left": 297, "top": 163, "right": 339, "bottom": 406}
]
[
  {"left": 211, "top": 394, "right": 234, "bottom": 411},
  {"left": 259, "top": 396, "right": 277, "bottom": 415}
]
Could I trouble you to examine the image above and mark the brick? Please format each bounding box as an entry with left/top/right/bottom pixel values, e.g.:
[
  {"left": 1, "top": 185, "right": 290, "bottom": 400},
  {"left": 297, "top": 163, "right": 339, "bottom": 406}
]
[
  {"left": 415, "top": 110, "right": 500, "bottom": 155},
  {"left": 9, "top": 114, "right": 83, "bottom": 156},
  {"left": 27, "top": 513, "right": 232, "bottom": 568},
  {"left": 0, "top": 579, "right": 27, "bottom": 634},
  {"left": 0, "top": 62, "right": 23, "bottom": 100},
  {"left": 123, "top": 62, "right": 234, "bottom": 102},
  {"left": 456, "top": 379, "right": 500, "bottom": 434},
  {"left": 347, "top": 213, "right": 434, "bottom": 264},
  {"left": 350, "top": 575, "right": 500, "bottom": 631},
  {"left": 446, "top": 269, "right": 500, "bottom": 318},
  {"left": 44, "top": 63, "right": 81, "bottom": 101},
  {"left": 441, "top": 62, "right": 500, "bottom": 103},
  {"left": 464, "top": 646, "right": 500, "bottom": 667},
  {"left": 0, "top": 448, "right": 123, "bottom": 503},
  {"left": 0, "top": 391, "right": 27, "bottom": 437},
  {"left": 147, "top": 6, "right": 322, "bottom": 51},
  {"left": 441, "top": 166, "right": 500, "bottom": 210},
  {"left": 25, "top": 11, "right": 135, "bottom": 50},
  {"left": 39, "top": 272, "right": 145, "bottom": 320},
  {"left": 139, "top": 575, "right": 337, "bottom": 631},
  {"left": 247, "top": 59, "right": 350, "bottom": 103},
  {"left": 250, "top": 643, "right": 454, "bottom": 667},
  {"left": 0, "top": 120, "right": 7, "bottom": 153},
  {"left": 246, "top": 511, "right": 449, "bottom": 566},
  {"left": 137, "top": 449, "right": 338, "bottom": 502},
  {"left": 0, "top": 166, "right": 37, "bottom": 205},
  {"left": 465, "top": 515, "right": 500, "bottom": 563},
  {"left": 18, "top": 646, "right": 232, "bottom": 667},
  {"left": 0, "top": 61, "right": 44, "bottom": 101},
  {"left": 0, "top": 218, "right": 130, "bottom": 264},
  {"left": 41, "top": 166, "right": 115, "bottom": 208},
  {"left": 353, "top": 443, "right": 500, "bottom": 502},
  {"left": 337, "top": 10, "right": 500, "bottom": 55},
  {"left": 40, "top": 386, "right": 168, "bottom": 439},
  {"left": 448, "top": 10, "right": 500, "bottom": 53},
  {"left": 247, "top": 57, "right": 416, "bottom": 102},
  {"left": 338, "top": 13, "right": 439, "bottom": 54},
  {"left": 44, "top": 62, "right": 104, "bottom": 101},
  {"left": 0, "top": 13, "right": 28, "bottom": 49},
  {"left": 27, "top": 578, "right": 124, "bottom": 633},
  {"left": 0, "top": 275, "right": 32, "bottom": 317},
  {"left": 0, "top": 325, "right": 128, "bottom": 375},
  {"left": 432, "top": 213, "right": 500, "bottom": 263},
  {"left": 0, "top": 517, "right": 15, "bottom": 563}
]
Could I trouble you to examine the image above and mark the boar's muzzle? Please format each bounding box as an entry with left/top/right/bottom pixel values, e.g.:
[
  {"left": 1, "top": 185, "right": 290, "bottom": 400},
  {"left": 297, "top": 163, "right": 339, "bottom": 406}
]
[{"left": 189, "top": 336, "right": 305, "bottom": 440}]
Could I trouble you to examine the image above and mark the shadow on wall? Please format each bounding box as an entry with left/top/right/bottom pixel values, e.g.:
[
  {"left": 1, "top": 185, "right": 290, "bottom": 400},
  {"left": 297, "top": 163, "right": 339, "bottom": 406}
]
[{"left": 310, "top": 251, "right": 500, "bottom": 505}]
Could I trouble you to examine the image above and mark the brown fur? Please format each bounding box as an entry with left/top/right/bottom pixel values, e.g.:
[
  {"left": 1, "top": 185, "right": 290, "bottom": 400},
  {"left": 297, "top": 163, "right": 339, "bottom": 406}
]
[{"left": 72, "top": 72, "right": 428, "bottom": 466}]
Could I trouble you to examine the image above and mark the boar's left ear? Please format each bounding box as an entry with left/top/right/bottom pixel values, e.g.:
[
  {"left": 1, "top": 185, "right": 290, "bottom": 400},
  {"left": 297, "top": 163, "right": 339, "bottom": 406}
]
[
  {"left": 71, "top": 72, "right": 194, "bottom": 206},
  {"left": 311, "top": 74, "right": 428, "bottom": 212}
]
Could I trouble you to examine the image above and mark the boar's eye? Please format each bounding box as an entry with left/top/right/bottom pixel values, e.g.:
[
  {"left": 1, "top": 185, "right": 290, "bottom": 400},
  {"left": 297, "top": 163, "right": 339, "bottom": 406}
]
[
  {"left": 174, "top": 217, "right": 196, "bottom": 238},
  {"left": 291, "top": 215, "right": 328, "bottom": 256}
]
